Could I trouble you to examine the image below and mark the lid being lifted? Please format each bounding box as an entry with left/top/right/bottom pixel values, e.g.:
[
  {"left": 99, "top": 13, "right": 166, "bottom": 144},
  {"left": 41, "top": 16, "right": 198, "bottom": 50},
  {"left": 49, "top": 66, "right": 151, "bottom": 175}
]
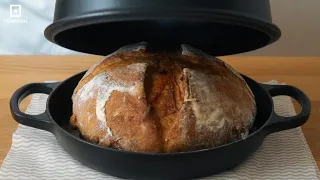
[{"left": 44, "top": 0, "right": 281, "bottom": 56}]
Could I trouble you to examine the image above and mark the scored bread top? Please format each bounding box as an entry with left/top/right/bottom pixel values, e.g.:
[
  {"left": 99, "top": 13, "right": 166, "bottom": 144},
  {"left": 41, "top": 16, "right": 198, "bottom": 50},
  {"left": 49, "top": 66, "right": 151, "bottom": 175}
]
[{"left": 70, "top": 43, "right": 256, "bottom": 153}]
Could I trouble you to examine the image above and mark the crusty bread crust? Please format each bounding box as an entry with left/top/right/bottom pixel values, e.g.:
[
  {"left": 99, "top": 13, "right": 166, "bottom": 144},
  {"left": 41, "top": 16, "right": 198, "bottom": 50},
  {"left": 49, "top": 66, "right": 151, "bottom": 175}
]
[{"left": 70, "top": 43, "right": 256, "bottom": 153}]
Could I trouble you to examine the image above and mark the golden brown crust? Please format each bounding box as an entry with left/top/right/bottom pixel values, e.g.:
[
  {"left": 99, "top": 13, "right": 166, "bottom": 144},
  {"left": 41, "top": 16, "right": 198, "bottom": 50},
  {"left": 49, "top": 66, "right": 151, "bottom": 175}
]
[{"left": 70, "top": 44, "right": 256, "bottom": 153}]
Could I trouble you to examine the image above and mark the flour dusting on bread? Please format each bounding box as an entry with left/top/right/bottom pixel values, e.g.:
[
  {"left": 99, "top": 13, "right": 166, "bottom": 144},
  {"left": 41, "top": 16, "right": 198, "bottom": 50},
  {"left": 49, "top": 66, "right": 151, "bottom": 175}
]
[
  {"left": 183, "top": 68, "right": 229, "bottom": 132},
  {"left": 181, "top": 44, "right": 254, "bottom": 101},
  {"left": 76, "top": 72, "right": 138, "bottom": 136},
  {"left": 83, "top": 42, "right": 147, "bottom": 79}
]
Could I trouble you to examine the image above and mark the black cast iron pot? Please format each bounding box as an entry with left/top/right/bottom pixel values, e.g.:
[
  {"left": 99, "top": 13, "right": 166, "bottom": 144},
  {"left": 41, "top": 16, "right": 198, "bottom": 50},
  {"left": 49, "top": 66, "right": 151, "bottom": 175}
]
[
  {"left": 44, "top": 0, "right": 281, "bottom": 56},
  {"left": 10, "top": 71, "right": 311, "bottom": 180}
]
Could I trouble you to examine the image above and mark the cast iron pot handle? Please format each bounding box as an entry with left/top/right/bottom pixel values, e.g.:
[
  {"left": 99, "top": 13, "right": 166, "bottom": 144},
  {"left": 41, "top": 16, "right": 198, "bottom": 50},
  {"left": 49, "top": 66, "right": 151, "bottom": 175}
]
[
  {"left": 10, "top": 82, "right": 59, "bottom": 132},
  {"left": 262, "top": 84, "right": 311, "bottom": 134}
]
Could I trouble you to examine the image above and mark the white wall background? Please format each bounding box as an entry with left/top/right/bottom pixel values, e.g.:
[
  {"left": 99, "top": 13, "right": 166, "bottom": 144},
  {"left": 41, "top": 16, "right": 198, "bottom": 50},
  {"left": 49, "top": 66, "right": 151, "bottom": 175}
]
[
  {"left": 0, "top": 0, "right": 319, "bottom": 56},
  {"left": 242, "top": 0, "right": 320, "bottom": 57}
]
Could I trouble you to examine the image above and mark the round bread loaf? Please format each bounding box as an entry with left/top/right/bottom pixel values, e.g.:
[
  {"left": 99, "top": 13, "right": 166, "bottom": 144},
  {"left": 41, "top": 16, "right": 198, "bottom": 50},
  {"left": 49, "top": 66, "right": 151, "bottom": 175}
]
[{"left": 70, "top": 42, "right": 257, "bottom": 153}]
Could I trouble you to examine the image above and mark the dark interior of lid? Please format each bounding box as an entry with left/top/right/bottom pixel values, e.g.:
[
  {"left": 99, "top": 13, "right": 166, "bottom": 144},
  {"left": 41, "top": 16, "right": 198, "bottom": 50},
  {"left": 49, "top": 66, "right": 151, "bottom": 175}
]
[{"left": 53, "top": 20, "right": 272, "bottom": 56}]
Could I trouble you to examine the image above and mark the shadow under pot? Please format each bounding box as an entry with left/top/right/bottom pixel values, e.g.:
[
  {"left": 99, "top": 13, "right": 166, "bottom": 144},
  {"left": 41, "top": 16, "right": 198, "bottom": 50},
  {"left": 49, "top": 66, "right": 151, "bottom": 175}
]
[{"left": 10, "top": 71, "right": 311, "bottom": 180}]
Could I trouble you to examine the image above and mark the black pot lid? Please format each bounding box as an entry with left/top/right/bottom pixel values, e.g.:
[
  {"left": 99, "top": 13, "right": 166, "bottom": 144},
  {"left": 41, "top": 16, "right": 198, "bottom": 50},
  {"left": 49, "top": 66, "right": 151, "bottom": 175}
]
[{"left": 44, "top": 0, "right": 281, "bottom": 56}]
